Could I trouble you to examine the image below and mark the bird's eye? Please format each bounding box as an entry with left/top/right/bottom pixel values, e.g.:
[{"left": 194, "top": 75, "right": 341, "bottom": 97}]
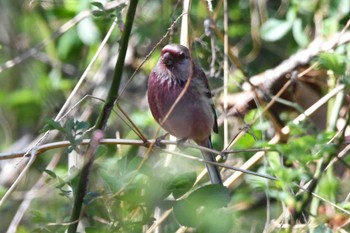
[{"left": 178, "top": 52, "right": 185, "bottom": 59}]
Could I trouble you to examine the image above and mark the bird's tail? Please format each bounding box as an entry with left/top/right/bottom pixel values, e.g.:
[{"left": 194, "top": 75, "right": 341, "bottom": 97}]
[{"left": 200, "top": 138, "right": 223, "bottom": 185}]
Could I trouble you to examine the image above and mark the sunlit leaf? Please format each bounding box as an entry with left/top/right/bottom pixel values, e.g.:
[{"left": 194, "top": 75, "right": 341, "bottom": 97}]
[
  {"left": 43, "top": 169, "right": 57, "bottom": 179},
  {"left": 339, "top": 0, "right": 350, "bottom": 18},
  {"left": 261, "top": 19, "right": 292, "bottom": 41},
  {"left": 318, "top": 52, "right": 347, "bottom": 75},
  {"left": 91, "top": 2, "right": 104, "bottom": 10},
  {"left": 292, "top": 18, "right": 309, "bottom": 47}
]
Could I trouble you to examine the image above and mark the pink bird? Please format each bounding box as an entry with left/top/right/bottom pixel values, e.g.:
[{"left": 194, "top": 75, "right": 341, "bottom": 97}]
[{"left": 148, "top": 44, "right": 222, "bottom": 184}]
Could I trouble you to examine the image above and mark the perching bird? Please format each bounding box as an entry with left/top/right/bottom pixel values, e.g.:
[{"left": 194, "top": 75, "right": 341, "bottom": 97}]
[{"left": 147, "top": 44, "right": 222, "bottom": 184}]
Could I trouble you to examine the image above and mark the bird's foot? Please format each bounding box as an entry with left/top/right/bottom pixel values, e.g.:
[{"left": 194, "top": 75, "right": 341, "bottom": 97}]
[
  {"left": 154, "top": 133, "right": 169, "bottom": 149},
  {"left": 176, "top": 138, "right": 188, "bottom": 149}
]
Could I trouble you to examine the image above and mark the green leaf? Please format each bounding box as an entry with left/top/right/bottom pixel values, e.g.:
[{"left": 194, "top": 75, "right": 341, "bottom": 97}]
[
  {"left": 58, "top": 189, "right": 71, "bottom": 195},
  {"left": 95, "top": 145, "right": 107, "bottom": 159},
  {"left": 173, "top": 199, "right": 198, "bottom": 227},
  {"left": 86, "top": 227, "right": 110, "bottom": 233},
  {"left": 43, "top": 169, "right": 57, "bottom": 179},
  {"left": 76, "top": 120, "right": 90, "bottom": 131},
  {"left": 64, "top": 146, "right": 74, "bottom": 154},
  {"left": 65, "top": 118, "right": 75, "bottom": 132},
  {"left": 187, "top": 184, "right": 231, "bottom": 209},
  {"left": 339, "top": 0, "right": 350, "bottom": 18},
  {"left": 100, "top": 169, "right": 123, "bottom": 193},
  {"left": 340, "top": 202, "right": 350, "bottom": 210},
  {"left": 57, "top": 28, "right": 81, "bottom": 60},
  {"left": 92, "top": 10, "right": 105, "bottom": 17},
  {"left": 173, "top": 188, "right": 232, "bottom": 231},
  {"left": 91, "top": 2, "right": 104, "bottom": 10},
  {"left": 261, "top": 19, "right": 293, "bottom": 41},
  {"left": 126, "top": 156, "right": 143, "bottom": 172},
  {"left": 167, "top": 172, "right": 197, "bottom": 199},
  {"left": 286, "top": 7, "right": 297, "bottom": 22},
  {"left": 292, "top": 18, "right": 308, "bottom": 47},
  {"left": 318, "top": 169, "right": 339, "bottom": 200},
  {"left": 318, "top": 52, "right": 346, "bottom": 75},
  {"left": 41, "top": 119, "right": 65, "bottom": 133},
  {"left": 323, "top": 17, "right": 339, "bottom": 35},
  {"left": 31, "top": 210, "right": 47, "bottom": 223},
  {"left": 7, "top": 89, "right": 40, "bottom": 106},
  {"left": 118, "top": 186, "right": 144, "bottom": 203},
  {"left": 77, "top": 18, "right": 100, "bottom": 45}
]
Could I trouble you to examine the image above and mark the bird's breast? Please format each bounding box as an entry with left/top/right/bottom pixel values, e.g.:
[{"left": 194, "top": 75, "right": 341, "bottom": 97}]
[{"left": 148, "top": 70, "right": 214, "bottom": 142}]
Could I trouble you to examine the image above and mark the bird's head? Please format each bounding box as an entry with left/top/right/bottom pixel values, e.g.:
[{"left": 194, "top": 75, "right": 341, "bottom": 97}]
[
  {"left": 161, "top": 44, "right": 190, "bottom": 66},
  {"left": 160, "top": 44, "right": 192, "bottom": 81}
]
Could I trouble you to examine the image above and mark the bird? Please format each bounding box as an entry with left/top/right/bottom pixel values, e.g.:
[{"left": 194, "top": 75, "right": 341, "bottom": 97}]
[{"left": 147, "top": 44, "right": 222, "bottom": 184}]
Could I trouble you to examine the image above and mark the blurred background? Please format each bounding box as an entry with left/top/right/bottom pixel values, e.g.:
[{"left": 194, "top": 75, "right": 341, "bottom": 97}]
[{"left": 0, "top": 0, "right": 349, "bottom": 232}]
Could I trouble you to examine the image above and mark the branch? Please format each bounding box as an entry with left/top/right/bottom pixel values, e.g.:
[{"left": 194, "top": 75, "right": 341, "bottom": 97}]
[
  {"left": 67, "top": 1, "right": 139, "bottom": 232},
  {"left": 249, "top": 31, "right": 350, "bottom": 90},
  {"left": 0, "top": 0, "right": 127, "bottom": 73},
  {"left": 223, "top": 31, "right": 350, "bottom": 117},
  {"left": 0, "top": 2, "right": 124, "bottom": 210},
  {"left": 0, "top": 138, "right": 250, "bottom": 160},
  {"left": 223, "top": 84, "right": 345, "bottom": 188}
]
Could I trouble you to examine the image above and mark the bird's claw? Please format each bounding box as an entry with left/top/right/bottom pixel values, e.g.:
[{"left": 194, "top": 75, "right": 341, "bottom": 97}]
[
  {"left": 176, "top": 138, "right": 188, "bottom": 149},
  {"left": 154, "top": 133, "right": 169, "bottom": 149}
]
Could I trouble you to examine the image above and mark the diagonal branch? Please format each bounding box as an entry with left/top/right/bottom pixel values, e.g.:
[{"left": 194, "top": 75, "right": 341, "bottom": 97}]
[
  {"left": 224, "top": 30, "right": 350, "bottom": 118},
  {"left": 0, "top": 0, "right": 127, "bottom": 73}
]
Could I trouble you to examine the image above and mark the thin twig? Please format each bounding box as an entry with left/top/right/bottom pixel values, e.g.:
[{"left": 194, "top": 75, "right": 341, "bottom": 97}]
[
  {"left": 114, "top": 12, "right": 185, "bottom": 105},
  {"left": 6, "top": 154, "right": 61, "bottom": 233},
  {"left": 146, "top": 209, "right": 173, "bottom": 233},
  {"left": 223, "top": 0, "right": 229, "bottom": 147},
  {"left": 0, "top": 0, "right": 126, "bottom": 73},
  {"left": 224, "top": 84, "right": 345, "bottom": 188},
  {"left": 116, "top": 103, "right": 148, "bottom": 142},
  {"left": 162, "top": 149, "right": 277, "bottom": 181},
  {"left": 0, "top": 153, "right": 36, "bottom": 207},
  {"left": 0, "top": 8, "right": 121, "bottom": 209}
]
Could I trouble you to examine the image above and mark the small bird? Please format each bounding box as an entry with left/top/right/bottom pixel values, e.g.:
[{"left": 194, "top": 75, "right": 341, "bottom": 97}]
[{"left": 148, "top": 44, "right": 222, "bottom": 184}]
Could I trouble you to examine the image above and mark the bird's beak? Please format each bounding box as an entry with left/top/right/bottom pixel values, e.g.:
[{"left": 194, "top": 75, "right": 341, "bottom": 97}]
[{"left": 161, "top": 52, "right": 173, "bottom": 67}]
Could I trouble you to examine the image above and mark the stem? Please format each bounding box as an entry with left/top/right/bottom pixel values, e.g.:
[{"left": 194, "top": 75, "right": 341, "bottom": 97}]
[{"left": 67, "top": 1, "right": 139, "bottom": 232}]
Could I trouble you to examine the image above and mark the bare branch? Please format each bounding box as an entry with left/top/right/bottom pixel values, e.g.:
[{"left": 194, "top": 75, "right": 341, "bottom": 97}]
[{"left": 225, "top": 31, "right": 350, "bottom": 117}]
